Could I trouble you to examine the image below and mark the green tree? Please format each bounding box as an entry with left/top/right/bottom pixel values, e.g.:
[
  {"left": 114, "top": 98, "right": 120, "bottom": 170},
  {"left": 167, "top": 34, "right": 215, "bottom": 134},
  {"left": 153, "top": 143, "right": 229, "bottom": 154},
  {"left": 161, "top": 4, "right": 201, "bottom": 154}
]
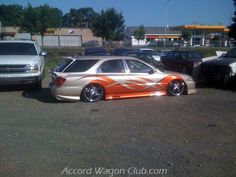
[
  {"left": 21, "top": 4, "right": 40, "bottom": 34},
  {"left": 133, "top": 25, "right": 145, "bottom": 45},
  {"left": 21, "top": 4, "right": 62, "bottom": 35},
  {"left": 229, "top": 0, "right": 236, "bottom": 39},
  {"left": 91, "top": 8, "right": 125, "bottom": 41},
  {"left": 181, "top": 31, "right": 191, "bottom": 41},
  {"left": 62, "top": 8, "right": 80, "bottom": 28},
  {"left": 37, "top": 4, "right": 63, "bottom": 36},
  {"left": 77, "top": 7, "right": 98, "bottom": 28},
  {"left": 0, "top": 4, "right": 24, "bottom": 26},
  {"left": 62, "top": 7, "right": 97, "bottom": 28}
]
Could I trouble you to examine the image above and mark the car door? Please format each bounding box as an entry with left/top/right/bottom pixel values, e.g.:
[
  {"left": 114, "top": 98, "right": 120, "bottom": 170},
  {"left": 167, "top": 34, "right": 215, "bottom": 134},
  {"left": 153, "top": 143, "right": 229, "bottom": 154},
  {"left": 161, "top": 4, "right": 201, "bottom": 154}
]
[
  {"left": 162, "top": 51, "right": 179, "bottom": 70},
  {"left": 96, "top": 59, "right": 132, "bottom": 98},
  {"left": 125, "top": 59, "right": 164, "bottom": 95},
  {"left": 168, "top": 51, "right": 183, "bottom": 72}
]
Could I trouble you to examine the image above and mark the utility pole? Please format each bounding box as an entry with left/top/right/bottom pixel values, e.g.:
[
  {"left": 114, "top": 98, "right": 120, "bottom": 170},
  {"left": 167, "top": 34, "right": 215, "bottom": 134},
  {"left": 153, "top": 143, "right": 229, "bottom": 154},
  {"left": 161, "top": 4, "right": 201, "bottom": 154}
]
[{"left": 164, "top": 0, "right": 170, "bottom": 47}]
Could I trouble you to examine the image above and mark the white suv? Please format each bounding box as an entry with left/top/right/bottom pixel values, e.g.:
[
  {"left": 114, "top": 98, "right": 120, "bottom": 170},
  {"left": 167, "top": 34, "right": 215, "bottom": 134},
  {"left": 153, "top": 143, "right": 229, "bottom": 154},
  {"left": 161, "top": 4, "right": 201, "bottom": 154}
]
[{"left": 0, "top": 40, "right": 47, "bottom": 89}]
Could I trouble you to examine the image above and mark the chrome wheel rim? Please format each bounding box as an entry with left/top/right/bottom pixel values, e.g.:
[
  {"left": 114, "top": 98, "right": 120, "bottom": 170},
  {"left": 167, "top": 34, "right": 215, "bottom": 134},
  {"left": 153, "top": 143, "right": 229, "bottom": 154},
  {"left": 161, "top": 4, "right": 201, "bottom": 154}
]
[
  {"left": 83, "top": 84, "right": 104, "bottom": 102},
  {"left": 168, "top": 80, "right": 185, "bottom": 96}
]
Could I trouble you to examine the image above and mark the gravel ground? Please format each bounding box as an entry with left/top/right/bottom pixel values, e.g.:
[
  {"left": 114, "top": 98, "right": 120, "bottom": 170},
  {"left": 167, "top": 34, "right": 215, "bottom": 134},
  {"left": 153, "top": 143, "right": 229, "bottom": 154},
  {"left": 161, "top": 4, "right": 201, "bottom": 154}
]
[{"left": 0, "top": 78, "right": 236, "bottom": 177}]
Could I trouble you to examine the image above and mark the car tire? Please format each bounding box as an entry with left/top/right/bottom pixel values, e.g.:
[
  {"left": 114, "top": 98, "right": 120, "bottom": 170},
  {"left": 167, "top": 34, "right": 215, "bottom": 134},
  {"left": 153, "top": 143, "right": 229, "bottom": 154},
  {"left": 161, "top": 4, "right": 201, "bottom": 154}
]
[
  {"left": 167, "top": 79, "right": 185, "bottom": 96},
  {"left": 81, "top": 84, "right": 104, "bottom": 102}
]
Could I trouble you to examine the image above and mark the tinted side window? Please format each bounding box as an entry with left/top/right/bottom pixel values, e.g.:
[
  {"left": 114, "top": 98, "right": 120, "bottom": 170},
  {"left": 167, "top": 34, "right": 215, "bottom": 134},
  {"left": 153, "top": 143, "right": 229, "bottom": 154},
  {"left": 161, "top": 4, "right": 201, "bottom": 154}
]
[
  {"left": 64, "top": 60, "right": 98, "bottom": 72},
  {"left": 166, "top": 51, "right": 173, "bottom": 58},
  {"left": 126, "top": 60, "right": 153, "bottom": 73},
  {"left": 184, "top": 51, "right": 202, "bottom": 59},
  {"left": 100, "top": 60, "right": 125, "bottom": 73},
  {"left": 172, "top": 52, "right": 181, "bottom": 59}
]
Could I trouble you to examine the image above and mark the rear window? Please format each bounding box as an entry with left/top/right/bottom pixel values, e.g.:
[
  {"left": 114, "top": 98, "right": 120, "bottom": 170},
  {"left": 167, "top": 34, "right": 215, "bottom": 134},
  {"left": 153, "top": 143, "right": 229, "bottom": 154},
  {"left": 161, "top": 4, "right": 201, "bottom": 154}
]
[
  {"left": 64, "top": 60, "right": 99, "bottom": 72},
  {"left": 55, "top": 59, "right": 73, "bottom": 72},
  {"left": 0, "top": 42, "right": 37, "bottom": 55}
]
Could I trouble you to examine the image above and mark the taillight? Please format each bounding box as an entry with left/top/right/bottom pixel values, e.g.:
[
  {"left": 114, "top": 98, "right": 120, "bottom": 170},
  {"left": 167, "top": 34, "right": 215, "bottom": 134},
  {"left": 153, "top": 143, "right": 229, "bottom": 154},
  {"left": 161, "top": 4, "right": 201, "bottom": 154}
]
[{"left": 54, "top": 77, "right": 66, "bottom": 86}]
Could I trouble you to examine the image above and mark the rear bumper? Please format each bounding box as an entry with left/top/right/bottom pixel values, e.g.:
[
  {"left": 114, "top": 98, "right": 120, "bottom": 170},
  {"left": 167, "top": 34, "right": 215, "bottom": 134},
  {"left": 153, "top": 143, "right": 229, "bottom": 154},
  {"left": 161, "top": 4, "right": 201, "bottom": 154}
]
[{"left": 49, "top": 82, "right": 82, "bottom": 101}]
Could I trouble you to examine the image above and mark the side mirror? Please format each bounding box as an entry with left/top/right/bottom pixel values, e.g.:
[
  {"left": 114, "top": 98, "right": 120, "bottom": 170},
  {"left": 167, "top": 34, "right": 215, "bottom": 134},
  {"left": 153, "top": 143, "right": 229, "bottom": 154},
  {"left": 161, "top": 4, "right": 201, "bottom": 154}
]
[{"left": 40, "top": 51, "right": 48, "bottom": 56}]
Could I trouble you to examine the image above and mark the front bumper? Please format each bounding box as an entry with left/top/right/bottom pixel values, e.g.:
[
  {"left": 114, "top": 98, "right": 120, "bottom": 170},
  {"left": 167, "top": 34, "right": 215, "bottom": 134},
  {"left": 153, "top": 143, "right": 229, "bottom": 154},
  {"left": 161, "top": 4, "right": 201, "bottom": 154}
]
[
  {"left": 185, "top": 80, "right": 197, "bottom": 94},
  {"left": 0, "top": 76, "right": 42, "bottom": 85}
]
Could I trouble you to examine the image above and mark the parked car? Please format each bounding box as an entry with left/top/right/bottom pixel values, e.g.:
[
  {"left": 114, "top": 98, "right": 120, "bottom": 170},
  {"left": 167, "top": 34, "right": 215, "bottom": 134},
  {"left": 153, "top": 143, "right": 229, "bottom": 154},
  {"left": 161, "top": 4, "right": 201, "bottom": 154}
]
[
  {"left": 84, "top": 47, "right": 110, "bottom": 56},
  {"left": 82, "top": 40, "right": 99, "bottom": 47},
  {"left": 202, "top": 48, "right": 236, "bottom": 85},
  {"left": 159, "top": 50, "right": 171, "bottom": 57},
  {"left": 161, "top": 50, "right": 203, "bottom": 80},
  {"left": 127, "top": 51, "right": 164, "bottom": 71},
  {"left": 0, "top": 40, "right": 47, "bottom": 89},
  {"left": 138, "top": 48, "right": 161, "bottom": 61},
  {"left": 50, "top": 56, "right": 196, "bottom": 102},
  {"left": 110, "top": 47, "right": 134, "bottom": 56}
]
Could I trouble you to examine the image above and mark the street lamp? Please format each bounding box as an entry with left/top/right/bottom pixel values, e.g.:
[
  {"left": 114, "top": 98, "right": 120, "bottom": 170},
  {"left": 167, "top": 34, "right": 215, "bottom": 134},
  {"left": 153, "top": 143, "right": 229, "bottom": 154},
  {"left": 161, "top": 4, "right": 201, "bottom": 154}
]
[{"left": 164, "top": 0, "right": 170, "bottom": 48}]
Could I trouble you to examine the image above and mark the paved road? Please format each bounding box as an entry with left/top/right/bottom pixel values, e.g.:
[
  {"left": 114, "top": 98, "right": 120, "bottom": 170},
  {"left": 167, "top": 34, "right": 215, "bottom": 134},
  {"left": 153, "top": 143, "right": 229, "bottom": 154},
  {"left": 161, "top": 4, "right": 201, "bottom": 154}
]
[{"left": 0, "top": 79, "right": 236, "bottom": 177}]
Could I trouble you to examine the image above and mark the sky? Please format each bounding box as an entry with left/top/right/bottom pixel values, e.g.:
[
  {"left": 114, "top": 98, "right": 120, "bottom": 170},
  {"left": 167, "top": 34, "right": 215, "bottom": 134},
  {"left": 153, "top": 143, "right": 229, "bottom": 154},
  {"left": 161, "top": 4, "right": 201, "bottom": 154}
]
[{"left": 1, "top": 0, "right": 234, "bottom": 27}]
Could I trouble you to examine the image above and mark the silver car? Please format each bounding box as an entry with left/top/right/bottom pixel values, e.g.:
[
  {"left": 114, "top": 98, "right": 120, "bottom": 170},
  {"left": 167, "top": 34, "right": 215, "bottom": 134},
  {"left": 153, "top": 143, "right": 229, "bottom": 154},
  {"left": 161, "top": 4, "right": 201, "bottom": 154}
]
[{"left": 50, "top": 56, "right": 196, "bottom": 102}]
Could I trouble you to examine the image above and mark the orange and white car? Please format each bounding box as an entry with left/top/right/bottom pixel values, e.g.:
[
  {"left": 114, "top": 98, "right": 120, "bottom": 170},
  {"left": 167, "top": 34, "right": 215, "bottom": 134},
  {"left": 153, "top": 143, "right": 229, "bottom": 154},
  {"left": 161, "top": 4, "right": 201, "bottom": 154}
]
[{"left": 50, "top": 56, "right": 197, "bottom": 102}]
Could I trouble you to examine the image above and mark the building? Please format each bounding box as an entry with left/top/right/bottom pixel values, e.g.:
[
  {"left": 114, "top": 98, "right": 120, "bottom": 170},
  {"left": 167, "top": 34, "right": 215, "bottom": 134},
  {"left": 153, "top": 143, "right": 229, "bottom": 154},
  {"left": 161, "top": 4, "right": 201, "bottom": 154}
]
[
  {"left": 124, "top": 26, "right": 182, "bottom": 46},
  {"left": 0, "top": 26, "right": 102, "bottom": 47},
  {"left": 173, "top": 25, "right": 229, "bottom": 47}
]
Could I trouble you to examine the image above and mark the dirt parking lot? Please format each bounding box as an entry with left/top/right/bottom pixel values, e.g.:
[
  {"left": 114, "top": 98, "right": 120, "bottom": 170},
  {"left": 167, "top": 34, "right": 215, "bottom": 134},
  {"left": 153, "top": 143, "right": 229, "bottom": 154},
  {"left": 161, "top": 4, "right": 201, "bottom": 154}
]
[{"left": 0, "top": 78, "right": 236, "bottom": 177}]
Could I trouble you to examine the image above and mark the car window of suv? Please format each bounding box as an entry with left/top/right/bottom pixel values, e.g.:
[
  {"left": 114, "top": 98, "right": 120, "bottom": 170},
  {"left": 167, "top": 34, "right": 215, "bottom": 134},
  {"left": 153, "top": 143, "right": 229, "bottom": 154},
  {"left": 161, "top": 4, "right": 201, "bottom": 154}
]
[
  {"left": 99, "top": 59, "right": 125, "bottom": 73},
  {"left": 64, "top": 60, "right": 99, "bottom": 72},
  {"left": 126, "top": 59, "right": 153, "bottom": 73},
  {"left": 0, "top": 43, "right": 37, "bottom": 55}
]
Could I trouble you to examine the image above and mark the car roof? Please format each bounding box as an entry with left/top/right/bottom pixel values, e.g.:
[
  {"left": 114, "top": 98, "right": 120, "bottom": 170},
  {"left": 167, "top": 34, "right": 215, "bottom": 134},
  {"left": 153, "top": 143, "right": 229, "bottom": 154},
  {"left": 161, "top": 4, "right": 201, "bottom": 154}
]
[
  {"left": 72, "top": 56, "right": 140, "bottom": 61},
  {"left": 0, "top": 40, "right": 36, "bottom": 44}
]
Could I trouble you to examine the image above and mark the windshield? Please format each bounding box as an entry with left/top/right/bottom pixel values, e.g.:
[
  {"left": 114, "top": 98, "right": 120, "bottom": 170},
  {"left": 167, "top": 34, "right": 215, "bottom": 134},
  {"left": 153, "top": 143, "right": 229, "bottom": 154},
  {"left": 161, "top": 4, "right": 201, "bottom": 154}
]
[
  {"left": 224, "top": 48, "right": 236, "bottom": 58},
  {"left": 0, "top": 43, "right": 38, "bottom": 55}
]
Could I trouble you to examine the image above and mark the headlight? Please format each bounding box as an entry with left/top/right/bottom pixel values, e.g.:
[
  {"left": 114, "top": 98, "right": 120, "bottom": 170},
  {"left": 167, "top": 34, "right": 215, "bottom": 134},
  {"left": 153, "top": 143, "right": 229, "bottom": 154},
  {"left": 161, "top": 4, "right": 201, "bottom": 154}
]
[
  {"left": 193, "top": 61, "right": 202, "bottom": 67},
  {"left": 229, "top": 63, "right": 236, "bottom": 74},
  {"left": 25, "top": 64, "right": 39, "bottom": 73}
]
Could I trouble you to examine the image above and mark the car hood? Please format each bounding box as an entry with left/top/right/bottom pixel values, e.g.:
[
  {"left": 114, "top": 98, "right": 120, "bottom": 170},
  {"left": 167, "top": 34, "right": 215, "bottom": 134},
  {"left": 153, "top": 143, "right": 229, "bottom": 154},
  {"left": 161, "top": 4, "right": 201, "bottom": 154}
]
[
  {"left": 0, "top": 55, "right": 39, "bottom": 65},
  {"left": 203, "top": 58, "right": 236, "bottom": 66}
]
